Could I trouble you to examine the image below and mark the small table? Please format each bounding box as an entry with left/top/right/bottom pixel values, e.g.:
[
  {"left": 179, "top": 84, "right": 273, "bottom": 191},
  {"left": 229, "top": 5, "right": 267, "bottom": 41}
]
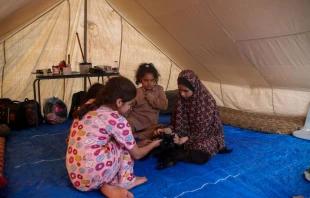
[{"left": 33, "top": 72, "right": 119, "bottom": 129}]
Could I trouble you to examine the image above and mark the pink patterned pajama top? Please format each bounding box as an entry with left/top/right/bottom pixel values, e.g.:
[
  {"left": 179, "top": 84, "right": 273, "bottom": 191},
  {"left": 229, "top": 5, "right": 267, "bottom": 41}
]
[{"left": 66, "top": 107, "right": 136, "bottom": 191}]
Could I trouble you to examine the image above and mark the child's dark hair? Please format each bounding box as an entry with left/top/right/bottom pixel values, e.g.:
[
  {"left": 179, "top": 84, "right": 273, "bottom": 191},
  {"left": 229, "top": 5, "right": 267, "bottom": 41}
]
[
  {"left": 135, "top": 63, "right": 160, "bottom": 85},
  {"left": 82, "top": 83, "right": 104, "bottom": 105},
  {"left": 73, "top": 76, "right": 136, "bottom": 119}
]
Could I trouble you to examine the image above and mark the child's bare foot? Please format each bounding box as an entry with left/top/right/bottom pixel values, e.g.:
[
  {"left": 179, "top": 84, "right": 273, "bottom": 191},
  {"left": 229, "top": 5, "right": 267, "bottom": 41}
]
[
  {"left": 125, "top": 176, "right": 147, "bottom": 190},
  {"left": 100, "top": 184, "right": 134, "bottom": 198}
]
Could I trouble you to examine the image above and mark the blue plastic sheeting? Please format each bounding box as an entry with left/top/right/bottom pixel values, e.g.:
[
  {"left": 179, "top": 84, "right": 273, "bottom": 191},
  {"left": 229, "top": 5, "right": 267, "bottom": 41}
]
[{"left": 2, "top": 116, "right": 310, "bottom": 198}]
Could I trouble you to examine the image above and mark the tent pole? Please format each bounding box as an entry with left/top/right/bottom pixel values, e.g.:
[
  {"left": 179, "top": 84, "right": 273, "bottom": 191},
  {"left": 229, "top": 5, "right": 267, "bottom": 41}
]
[{"left": 84, "top": 0, "right": 87, "bottom": 63}]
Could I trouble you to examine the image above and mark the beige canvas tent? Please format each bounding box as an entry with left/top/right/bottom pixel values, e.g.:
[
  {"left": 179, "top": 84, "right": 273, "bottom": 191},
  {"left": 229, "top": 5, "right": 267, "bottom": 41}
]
[
  {"left": 1, "top": 2, "right": 310, "bottom": 197},
  {"left": 0, "top": 0, "right": 310, "bottom": 117}
]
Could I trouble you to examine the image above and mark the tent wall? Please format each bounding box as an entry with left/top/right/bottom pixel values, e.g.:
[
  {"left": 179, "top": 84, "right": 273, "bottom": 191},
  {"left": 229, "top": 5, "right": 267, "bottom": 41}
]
[
  {"left": 0, "top": 0, "right": 180, "bottom": 111},
  {"left": 106, "top": 0, "right": 310, "bottom": 116},
  {"left": 0, "top": 0, "right": 309, "bottom": 116}
]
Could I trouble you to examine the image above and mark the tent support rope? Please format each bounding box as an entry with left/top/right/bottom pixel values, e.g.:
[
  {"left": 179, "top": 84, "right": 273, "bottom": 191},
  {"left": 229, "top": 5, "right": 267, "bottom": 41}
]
[
  {"left": 166, "top": 62, "right": 173, "bottom": 91},
  {"left": 1, "top": 41, "right": 6, "bottom": 97},
  {"left": 119, "top": 16, "right": 123, "bottom": 73},
  {"left": 106, "top": 0, "right": 180, "bottom": 71},
  {"left": 63, "top": 0, "right": 72, "bottom": 101},
  {"left": 133, "top": 0, "right": 222, "bottom": 96}
]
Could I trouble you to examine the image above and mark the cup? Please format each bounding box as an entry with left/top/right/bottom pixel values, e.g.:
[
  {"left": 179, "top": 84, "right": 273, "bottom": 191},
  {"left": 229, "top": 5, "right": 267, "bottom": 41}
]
[
  {"left": 63, "top": 67, "right": 72, "bottom": 75},
  {"left": 52, "top": 66, "right": 60, "bottom": 75},
  {"left": 43, "top": 69, "right": 48, "bottom": 76},
  {"left": 113, "top": 67, "right": 119, "bottom": 73},
  {"left": 79, "top": 62, "right": 92, "bottom": 74}
]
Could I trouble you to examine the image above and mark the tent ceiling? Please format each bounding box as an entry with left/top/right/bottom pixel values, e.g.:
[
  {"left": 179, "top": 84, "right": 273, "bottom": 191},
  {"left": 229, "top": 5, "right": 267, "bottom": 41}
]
[
  {"left": 1, "top": 0, "right": 310, "bottom": 89},
  {"left": 107, "top": 0, "right": 310, "bottom": 90},
  {"left": 0, "top": 0, "right": 62, "bottom": 42},
  {"left": 0, "top": 0, "right": 310, "bottom": 116},
  {"left": 0, "top": 0, "right": 34, "bottom": 21}
]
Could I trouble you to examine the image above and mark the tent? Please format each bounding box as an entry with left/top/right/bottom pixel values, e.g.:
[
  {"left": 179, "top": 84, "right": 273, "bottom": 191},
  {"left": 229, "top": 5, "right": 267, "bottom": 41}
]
[
  {"left": 1, "top": 0, "right": 310, "bottom": 117},
  {"left": 1, "top": 1, "right": 310, "bottom": 197}
]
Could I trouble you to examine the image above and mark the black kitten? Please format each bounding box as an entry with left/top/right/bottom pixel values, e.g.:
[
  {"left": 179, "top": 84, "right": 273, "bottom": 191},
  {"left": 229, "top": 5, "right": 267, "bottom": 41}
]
[
  {"left": 147, "top": 133, "right": 181, "bottom": 170},
  {"left": 141, "top": 133, "right": 233, "bottom": 170},
  {"left": 154, "top": 132, "right": 175, "bottom": 150},
  {"left": 154, "top": 143, "right": 233, "bottom": 170}
]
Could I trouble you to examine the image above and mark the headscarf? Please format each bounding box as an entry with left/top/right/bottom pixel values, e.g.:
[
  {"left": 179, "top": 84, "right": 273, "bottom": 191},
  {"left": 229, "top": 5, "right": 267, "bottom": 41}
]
[{"left": 170, "top": 70, "right": 226, "bottom": 155}]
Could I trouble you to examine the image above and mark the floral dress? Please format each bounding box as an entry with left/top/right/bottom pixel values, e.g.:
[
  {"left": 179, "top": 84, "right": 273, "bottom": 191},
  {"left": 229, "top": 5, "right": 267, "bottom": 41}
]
[
  {"left": 170, "top": 70, "right": 226, "bottom": 156},
  {"left": 66, "top": 107, "right": 136, "bottom": 191}
]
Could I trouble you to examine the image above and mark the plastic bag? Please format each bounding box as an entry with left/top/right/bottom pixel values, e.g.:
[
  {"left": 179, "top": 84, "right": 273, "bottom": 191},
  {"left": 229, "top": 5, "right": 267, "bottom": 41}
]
[{"left": 43, "top": 97, "right": 67, "bottom": 124}]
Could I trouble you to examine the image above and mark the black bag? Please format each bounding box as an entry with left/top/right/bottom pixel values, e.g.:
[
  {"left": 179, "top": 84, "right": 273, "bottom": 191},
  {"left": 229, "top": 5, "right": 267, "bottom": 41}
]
[
  {"left": 0, "top": 98, "right": 12, "bottom": 124},
  {"left": 6, "top": 101, "right": 28, "bottom": 130},
  {"left": 68, "top": 91, "right": 86, "bottom": 118},
  {"left": 23, "top": 98, "right": 44, "bottom": 126},
  {"left": 0, "top": 98, "right": 12, "bottom": 105}
]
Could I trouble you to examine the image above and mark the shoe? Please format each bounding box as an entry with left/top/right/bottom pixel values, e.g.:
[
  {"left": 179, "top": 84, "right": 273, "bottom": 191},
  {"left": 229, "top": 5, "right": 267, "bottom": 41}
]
[{"left": 304, "top": 168, "right": 310, "bottom": 182}]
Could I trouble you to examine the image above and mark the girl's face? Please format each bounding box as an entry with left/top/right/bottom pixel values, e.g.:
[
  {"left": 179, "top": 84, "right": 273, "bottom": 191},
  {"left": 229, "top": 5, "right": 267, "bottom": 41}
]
[
  {"left": 117, "top": 99, "right": 135, "bottom": 115},
  {"left": 178, "top": 84, "right": 193, "bottom": 99},
  {"left": 141, "top": 73, "right": 155, "bottom": 90}
]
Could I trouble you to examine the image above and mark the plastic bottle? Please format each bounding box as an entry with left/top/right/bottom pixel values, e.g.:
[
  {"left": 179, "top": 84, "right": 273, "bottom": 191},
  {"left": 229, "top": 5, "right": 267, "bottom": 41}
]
[{"left": 114, "top": 61, "right": 119, "bottom": 73}]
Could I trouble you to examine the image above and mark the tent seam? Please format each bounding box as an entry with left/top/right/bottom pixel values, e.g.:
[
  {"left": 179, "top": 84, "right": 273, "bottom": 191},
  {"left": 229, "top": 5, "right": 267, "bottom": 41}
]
[
  {"left": 166, "top": 62, "right": 173, "bottom": 91},
  {"left": 201, "top": 0, "right": 275, "bottom": 114},
  {"left": 201, "top": 0, "right": 235, "bottom": 41},
  {"left": 234, "top": 30, "right": 310, "bottom": 42},
  {"left": 0, "top": 1, "right": 65, "bottom": 44},
  {"left": 119, "top": 15, "right": 123, "bottom": 71},
  {"left": 131, "top": 0, "right": 222, "bottom": 94},
  {"left": 63, "top": 0, "right": 71, "bottom": 101},
  {"left": 105, "top": 0, "right": 181, "bottom": 71},
  {"left": 1, "top": 41, "right": 6, "bottom": 97},
  {"left": 33, "top": 3, "right": 66, "bottom": 101}
]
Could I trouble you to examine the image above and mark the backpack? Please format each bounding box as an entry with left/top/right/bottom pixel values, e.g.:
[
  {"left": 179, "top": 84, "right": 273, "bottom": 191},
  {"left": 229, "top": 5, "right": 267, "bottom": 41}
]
[
  {"left": 23, "top": 98, "right": 44, "bottom": 126},
  {"left": 6, "top": 101, "right": 28, "bottom": 130},
  {"left": 0, "top": 98, "right": 12, "bottom": 124}
]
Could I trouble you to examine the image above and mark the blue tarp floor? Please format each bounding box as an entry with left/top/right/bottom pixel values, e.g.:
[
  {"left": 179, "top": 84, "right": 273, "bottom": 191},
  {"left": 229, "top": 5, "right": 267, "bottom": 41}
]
[{"left": 2, "top": 115, "right": 310, "bottom": 198}]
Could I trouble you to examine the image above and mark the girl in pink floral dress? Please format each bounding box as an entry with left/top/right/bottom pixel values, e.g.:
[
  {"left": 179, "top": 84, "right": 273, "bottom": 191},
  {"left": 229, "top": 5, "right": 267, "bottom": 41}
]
[{"left": 66, "top": 76, "right": 162, "bottom": 198}]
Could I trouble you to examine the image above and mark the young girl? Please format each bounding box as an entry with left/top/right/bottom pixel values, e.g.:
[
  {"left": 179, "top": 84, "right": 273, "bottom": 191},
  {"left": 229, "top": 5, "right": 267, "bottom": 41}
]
[
  {"left": 66, "top": 76, "right": 162, "bottom": 197},
  {"left": 82, "top": 82, "right": 104, "bottom": 105},
  {"left": 126, "top": 63, "right": 168, "bottom": 140},
  {"left": 155, "top": 70, "right": 229, "bottom": 166}
]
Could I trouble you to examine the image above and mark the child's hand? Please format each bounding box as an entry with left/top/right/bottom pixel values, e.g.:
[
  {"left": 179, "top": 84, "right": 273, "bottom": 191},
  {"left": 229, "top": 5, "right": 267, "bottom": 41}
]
[
  {"left": 145, "top": 92, "right": 155, "bottom": 102},
  {"left": 154, "top": 128, "right": 164, "bottom": 136},
  {"left": 151, "top": 139, "right": 163, "bottom": 148},
  {"left": 154, "top": 127, "right": 172, "bottom": 136},
  {"left": 173, "top": 134, "right": 188, "bottom": 145},
  {"left": 163, "top": 127, "right": 172, "bottom": 134},
  {"left": 173, "top": 133, "right": 180, "bottom": 144}
]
